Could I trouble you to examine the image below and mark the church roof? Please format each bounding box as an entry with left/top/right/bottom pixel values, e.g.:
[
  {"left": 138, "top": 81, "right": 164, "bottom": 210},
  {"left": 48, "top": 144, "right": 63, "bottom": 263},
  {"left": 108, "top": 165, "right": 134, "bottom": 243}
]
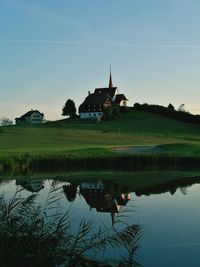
[
  {"left": 94, "top": 87, "right": 117, "bottom": 98},
  {"left": 109, "top": 71, "right": 113, "bottom": 88},
  {"left": 78, "top": 92, "right": 111, "bottom": 113},
  {"left": 82, "top": 92, "right": 110, "bottom": 104},
  {"left": 113, "top": 94, "right": 128, "bottom": 104},
  {"left": 79, "top": 69, "right": 128, "bottom": 114}
]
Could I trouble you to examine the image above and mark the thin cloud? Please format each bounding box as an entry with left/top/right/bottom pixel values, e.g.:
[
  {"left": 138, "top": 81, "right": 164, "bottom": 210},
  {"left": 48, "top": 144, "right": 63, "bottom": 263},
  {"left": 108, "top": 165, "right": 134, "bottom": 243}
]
[
  {"left": 4, "top": 0, "right": 65, "bottom": 25},
  {"left": 3, "top": 0, "right": 93, "bottom": 39},
  {"left": 1, "top": 39, "right": 200, "bottom": 49}
]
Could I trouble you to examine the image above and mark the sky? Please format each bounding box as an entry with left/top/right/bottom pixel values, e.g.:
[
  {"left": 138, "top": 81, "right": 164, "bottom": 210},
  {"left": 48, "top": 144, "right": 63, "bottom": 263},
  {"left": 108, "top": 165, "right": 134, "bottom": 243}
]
[{"left": 0, "top": 0, "right": 200, "bottom": 121}]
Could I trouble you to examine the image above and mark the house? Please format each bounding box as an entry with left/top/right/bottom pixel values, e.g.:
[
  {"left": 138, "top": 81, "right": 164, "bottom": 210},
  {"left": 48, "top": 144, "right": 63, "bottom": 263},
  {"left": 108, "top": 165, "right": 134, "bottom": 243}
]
[
  {"left": 79, "top": 72, "right": 128, "bottom": 119},
  {"left": 15, "top": 110, "right": 44, "bottom": 125}
]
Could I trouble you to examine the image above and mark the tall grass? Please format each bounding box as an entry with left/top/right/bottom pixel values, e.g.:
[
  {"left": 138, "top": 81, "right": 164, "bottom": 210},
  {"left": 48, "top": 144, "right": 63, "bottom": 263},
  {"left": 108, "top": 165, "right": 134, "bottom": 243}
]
[
  {"left": 0, "top": 184, "right": 142, "bottom": 267},
  {"left": 0, "top": 152, "right": 200, "bottom": 176}
]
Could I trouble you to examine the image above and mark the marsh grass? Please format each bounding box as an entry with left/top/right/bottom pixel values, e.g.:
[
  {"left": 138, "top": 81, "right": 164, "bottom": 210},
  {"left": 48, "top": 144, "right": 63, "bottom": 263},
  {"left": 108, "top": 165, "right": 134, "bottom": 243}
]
[
  {"left": 0, "top": 151, "right": 200, "bottom": 176},
  {"left": 0, "top": 154, "right": 200, "bottom": 175},
  {"left": 0, "top": 183, "right": 142, "bottom": 267}
]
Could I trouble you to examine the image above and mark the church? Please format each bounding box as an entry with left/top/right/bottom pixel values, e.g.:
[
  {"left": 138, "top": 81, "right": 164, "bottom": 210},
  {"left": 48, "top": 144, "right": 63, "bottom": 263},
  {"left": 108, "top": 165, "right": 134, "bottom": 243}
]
[{"left": 78, "top": 72, "right": 128, "bottom": 119}]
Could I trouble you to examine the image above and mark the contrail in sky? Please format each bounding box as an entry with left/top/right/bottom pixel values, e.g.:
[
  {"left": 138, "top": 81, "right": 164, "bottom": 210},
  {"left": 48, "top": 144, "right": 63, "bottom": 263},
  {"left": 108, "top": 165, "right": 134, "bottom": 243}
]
[{"left": 1, "top": 39, "right": 200, "bottom": 49}]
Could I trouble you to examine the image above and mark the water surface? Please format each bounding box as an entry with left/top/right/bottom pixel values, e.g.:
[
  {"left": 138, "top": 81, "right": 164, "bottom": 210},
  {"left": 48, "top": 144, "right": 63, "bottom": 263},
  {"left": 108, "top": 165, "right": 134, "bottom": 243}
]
[{"left": 1, "top": 174, "right": 200, "bottom": 266}]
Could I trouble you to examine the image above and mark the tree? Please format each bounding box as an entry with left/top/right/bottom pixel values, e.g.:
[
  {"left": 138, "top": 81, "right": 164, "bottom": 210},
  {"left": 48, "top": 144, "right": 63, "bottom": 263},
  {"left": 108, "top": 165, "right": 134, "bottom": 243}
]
[
  {"left": 167, "top": 103, "right": 175, "bottom": 111},
  {"left": 0, "top": 117, "right": 13, "bottom": 126},
  {"left": 103, "top": 105, "right": 120, "bottom": 120},
  {"left": 103, "top": 106, "right": 114, "bottom": 120},
  {"left": 62, "top": 99, "right": 77, "bottom": 118},
  {"left": 178, "top": 103, "right": 186, "bottom": 112}
]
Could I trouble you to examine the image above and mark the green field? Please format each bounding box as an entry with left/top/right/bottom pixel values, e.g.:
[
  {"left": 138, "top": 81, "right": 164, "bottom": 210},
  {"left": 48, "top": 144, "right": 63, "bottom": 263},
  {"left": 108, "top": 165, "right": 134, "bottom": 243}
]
[{"left": 0, "top": 110, "right": 199, "bottom": 156}]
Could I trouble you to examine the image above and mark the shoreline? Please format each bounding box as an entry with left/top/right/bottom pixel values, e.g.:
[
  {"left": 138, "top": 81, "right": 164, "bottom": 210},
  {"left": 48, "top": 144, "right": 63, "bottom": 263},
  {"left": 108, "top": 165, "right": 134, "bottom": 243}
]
[{"left": 0, "top": 151, "right": 200, "bottom": 175}]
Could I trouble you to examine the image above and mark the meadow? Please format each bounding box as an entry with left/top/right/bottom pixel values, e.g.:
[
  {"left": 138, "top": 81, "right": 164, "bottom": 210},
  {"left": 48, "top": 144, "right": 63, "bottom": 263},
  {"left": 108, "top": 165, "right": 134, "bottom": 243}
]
[{"left": 0, "top": 110, "right": 199, "bottom": 173}]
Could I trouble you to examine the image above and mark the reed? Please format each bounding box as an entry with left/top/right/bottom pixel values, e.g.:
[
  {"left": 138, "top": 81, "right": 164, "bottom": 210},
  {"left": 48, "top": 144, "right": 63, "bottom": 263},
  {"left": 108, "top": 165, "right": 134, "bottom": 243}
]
[
  {"left": 0, "top": 153, "right": 200, "bottom": 175},
  {"left": 0, "top": 184, "right": 142, "bottom": 266}
]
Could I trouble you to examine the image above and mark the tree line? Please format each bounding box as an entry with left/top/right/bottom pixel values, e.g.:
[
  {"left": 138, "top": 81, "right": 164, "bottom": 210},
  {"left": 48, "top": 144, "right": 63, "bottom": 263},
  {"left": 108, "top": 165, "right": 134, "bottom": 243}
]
[
  {"left": 1, "top": 99, "right": 199, "bottom": 125},
  {"left": 133, "top": 103, "right": 200, "bottom": 126}
]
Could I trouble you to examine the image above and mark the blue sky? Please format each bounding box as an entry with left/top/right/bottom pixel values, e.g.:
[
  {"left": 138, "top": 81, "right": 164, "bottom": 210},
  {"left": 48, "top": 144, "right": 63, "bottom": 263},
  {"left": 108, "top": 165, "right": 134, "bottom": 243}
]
[{"left": 0, "top": 0, "right": 200, "bottom": 120}]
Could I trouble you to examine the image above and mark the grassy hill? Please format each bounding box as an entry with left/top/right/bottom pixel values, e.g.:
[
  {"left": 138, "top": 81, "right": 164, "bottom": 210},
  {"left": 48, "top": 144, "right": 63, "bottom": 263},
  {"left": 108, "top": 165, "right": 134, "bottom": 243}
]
[{"left": 0, "top": 110, "right": 199, "bottom": 156}]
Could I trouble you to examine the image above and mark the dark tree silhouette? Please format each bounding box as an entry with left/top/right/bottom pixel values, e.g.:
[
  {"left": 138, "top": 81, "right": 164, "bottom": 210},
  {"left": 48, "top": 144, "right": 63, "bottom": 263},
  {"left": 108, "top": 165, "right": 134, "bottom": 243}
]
[
  {"left": 167, "top": 103, "right": 175, "bottom": 111},
  {"left": 62, "top": 99, "right": 77, "bottom": 118},
  {"left": 63, "top": 184, "right": 78, "bottom": 202},
  {"left": 133, "top": 102, "right": 200, "bottom": 125}
]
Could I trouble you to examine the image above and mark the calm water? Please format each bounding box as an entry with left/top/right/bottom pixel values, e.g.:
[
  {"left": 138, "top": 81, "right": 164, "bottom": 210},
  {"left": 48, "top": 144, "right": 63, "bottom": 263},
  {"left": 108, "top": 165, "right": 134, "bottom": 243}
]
[{"left": 1, "top": 175, "right": 200, "bottom": 267}]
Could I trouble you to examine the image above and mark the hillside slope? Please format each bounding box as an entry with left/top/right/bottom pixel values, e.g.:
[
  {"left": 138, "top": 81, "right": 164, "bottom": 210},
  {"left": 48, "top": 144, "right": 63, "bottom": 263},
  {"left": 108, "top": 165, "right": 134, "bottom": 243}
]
[{"left": 0, "top": 111, "right": 199, "bottom": 155}]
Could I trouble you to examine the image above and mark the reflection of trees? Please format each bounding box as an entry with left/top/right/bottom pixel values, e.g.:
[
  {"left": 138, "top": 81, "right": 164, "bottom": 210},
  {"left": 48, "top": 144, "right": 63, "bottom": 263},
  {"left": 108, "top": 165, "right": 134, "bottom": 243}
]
[
  {"left": 135, "top": 177, "right": 200, "bottom": 196},
  {"left": 0, "top": 186, "right": 142, "bottom": 267},
  {"left": 63, "top": 183, "right": 78, "bottom": 202}
]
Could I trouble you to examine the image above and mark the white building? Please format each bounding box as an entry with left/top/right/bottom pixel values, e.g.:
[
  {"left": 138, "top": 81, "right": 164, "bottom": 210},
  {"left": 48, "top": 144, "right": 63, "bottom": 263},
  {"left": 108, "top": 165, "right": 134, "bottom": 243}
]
[
  {"left": 15, "top": 110, "right": 44, "bottom": 125},
  {"left": 78, "top": 72, "right": 128, "bottom": 119}
]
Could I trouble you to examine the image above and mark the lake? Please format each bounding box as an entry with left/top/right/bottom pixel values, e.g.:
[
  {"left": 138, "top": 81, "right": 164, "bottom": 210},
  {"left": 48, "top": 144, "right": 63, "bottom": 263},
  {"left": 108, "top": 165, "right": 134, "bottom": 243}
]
[{"left": 1, "top": 172, "right": 200, "bottom": 267}]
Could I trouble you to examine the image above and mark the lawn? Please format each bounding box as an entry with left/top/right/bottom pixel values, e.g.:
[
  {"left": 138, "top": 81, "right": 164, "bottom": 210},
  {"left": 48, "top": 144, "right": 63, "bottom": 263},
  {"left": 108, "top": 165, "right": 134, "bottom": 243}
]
[{"left": 0, "top": 110, "right": 199, "bottom": 157}]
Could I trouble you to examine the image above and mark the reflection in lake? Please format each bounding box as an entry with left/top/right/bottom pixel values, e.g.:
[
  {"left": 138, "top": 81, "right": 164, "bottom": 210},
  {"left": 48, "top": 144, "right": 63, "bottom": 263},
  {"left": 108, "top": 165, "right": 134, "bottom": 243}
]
[
  {"left": 16, "top": 179, "right": 45, "bottom": 193},
  {"left": 0, "top": 177, "right": 141, "bottom": 267},
  {"left": 1, "top": 174, "right": 200, "bottom": 266},
  {"left": 80, "top": 181, "right": 131, "bottom": 225}
]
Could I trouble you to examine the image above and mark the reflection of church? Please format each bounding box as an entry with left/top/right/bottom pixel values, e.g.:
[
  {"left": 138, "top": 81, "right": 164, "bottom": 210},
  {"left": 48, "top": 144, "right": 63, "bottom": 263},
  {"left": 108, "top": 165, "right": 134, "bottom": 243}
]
[
  {"left": 16, "top": 179, "right": 44, "bottom": 193},
  {"left": 80, "top": 181, "right": 131, "bottom": 225}
]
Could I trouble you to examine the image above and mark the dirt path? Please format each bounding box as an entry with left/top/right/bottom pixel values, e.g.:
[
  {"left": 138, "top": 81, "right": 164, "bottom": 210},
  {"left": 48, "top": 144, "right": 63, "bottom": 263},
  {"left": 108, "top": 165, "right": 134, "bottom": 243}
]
[{"left": 113, "top": 145, "right": 164, "bottom": 154}]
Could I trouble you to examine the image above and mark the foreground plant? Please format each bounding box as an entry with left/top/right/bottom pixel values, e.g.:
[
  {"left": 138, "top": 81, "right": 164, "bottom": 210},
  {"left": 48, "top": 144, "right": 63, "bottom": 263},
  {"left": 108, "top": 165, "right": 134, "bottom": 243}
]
[{"left": 0, "top": 185, "right": 142, "bottom": 267}]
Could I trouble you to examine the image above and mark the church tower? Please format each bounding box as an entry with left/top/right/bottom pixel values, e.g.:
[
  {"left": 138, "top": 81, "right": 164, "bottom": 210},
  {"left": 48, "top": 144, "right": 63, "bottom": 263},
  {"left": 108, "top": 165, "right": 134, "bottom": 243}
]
[{"left": 109, "top": 65, "right": 113, "bottom": 88}]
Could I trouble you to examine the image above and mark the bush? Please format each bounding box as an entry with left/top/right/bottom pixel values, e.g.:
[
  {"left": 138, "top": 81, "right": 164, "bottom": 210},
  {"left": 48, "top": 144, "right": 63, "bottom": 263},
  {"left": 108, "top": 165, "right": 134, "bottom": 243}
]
[
  {"left": 103, "top": 106, "right": 121, "bottom": 121},
  {"left": 133, "top": 103, "right": 200, "bottom": 125}
]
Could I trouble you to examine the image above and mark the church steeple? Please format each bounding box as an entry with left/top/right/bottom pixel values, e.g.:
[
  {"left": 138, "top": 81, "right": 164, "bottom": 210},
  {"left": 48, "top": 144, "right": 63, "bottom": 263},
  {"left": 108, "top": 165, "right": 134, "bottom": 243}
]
[{"left": 109, "top": 65, "right": 113, "bottom": 88}]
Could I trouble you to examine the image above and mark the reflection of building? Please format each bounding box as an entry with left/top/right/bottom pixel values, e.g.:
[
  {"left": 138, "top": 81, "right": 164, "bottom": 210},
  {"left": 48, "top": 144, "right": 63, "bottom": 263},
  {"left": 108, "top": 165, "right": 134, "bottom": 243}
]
[
  {"left": 80, "top": 181, "right": 131, "bottom": 225},
  {"left": 16, "top": 179, "right": 44, "bottom": 193}
]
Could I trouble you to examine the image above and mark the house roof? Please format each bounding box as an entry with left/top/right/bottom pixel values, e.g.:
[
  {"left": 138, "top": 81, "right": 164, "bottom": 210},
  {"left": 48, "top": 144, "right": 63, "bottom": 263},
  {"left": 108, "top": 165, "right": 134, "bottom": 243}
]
[
  {"left": 83, "top": 92, "right": 110, "bottom": 104},
  {"left": 16, "top": 110, "right": 44, "bottom": 120},
  {"left": 79, "top": 91, "right": 112, "bottom": 113},
  {"left": 94, "top": 87, "right": 117, "bottom": 98},
  {"left": 113, "top": 94, "right": 128, "bottom": 104}
]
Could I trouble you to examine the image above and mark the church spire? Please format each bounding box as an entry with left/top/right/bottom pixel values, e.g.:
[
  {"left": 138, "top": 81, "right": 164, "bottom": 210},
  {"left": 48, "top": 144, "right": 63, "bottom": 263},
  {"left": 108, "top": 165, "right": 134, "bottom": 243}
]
[{"left": 109, "top": 65, "right": 113, "bottom": 88}]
